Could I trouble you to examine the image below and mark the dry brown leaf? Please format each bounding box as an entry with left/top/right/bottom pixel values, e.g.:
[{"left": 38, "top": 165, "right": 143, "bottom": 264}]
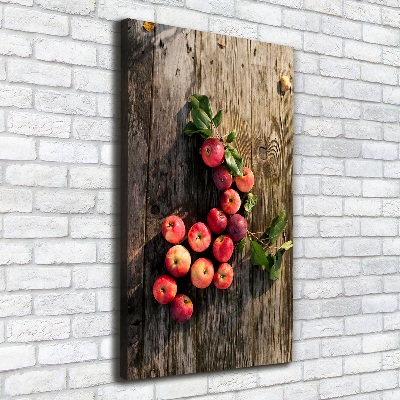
[
  {"left": 280, "top": 75, "right": 292, "bottom": 94},
  {"left": 143, "top": 21, "right": 156, "bottom": 32},
  {"left": 217, "top": 41, "right": 225, "bottom": 49}
]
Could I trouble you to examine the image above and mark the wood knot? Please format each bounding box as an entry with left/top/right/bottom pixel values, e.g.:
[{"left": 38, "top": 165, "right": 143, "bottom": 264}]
[
  {"left": 279, "top": 75, "right": 292, "bottom": 94},
  {"left": 259, "top": 146, "right": 267, "bottom": 160}
]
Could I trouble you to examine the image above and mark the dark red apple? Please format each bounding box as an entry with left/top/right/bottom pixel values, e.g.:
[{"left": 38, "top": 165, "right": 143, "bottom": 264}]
[
  {"left": 206, "top": 208, "right": 228, "bottom": 234},
  {"left": 201, "top": 138, "right": 224, "bottom": 168},
  {"left": 227, "top": 213, "right": 247, "bottom": 242},
  {"left": 170, "top": 294, "right": 193, "bottom": 323},
  {"left": 213, "top": 166, "right": 232, "bottom": 191},
  {"left": 212, "top": 235, "right": 234, "bottom": 263}
]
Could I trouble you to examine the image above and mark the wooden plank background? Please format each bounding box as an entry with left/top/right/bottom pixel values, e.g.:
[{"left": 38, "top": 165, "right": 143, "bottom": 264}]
[{"left": 120, "top": 19, "right": 294, "bottom": 380}]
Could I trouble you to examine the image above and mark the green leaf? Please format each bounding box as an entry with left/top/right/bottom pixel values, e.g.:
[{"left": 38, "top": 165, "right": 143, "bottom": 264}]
[
  {"left": 198, "top": 129, "right": 213, "bottom": 139},
  {"left": 191, "top": 108, "right": 211, "bottom": 130},
  {"left": 226, "top": 130, "right": 236, "bottom": 143},
  {"left": 191, "top": 94, "right": 213, "bottom": 119},
  {"left": 268, "top": 241, "right": 293, "bottom": 280},
  {"left": 244, "top": 193, "right": 258, "bottom": 213},
  {"left": 262, "top": 210, "right": 288, "bottom": 244},
  {"left": 236, "top": 237, "right": 246, "bottom": 253},
  {"left": 263, "top": 253, "right": 275, "bottom": 271},
  {"left": 279, "top": 240, "right": 293, "bottom": 251},
  {"left": 224, "top": 145, "right": 243, "bottom": 177},
  {"left": 184, "top": 121, "right": 199, "bottom": 136},
  {"left": 212, "top": 110, "right": 222, "bottom": 128},
  {"left": 250, "top": 241, "right": 269, "bottom": 266}
]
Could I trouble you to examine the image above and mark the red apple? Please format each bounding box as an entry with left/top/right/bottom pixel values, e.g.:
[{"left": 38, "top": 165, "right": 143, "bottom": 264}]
[
  {"left": 220, "top": 189, "right": 241, "bottom": 215},
  {"left": 213, "top": 263, "right": 234, "bottom": 290},
  {"left": 165, "top": 245, "right": 191, "bottom": 278},
  {"left": 161, "top": 215, "right": 185, "bottom": 244},
  {"left": 153, "top": 274, "right": 177, "bottom": 304},
  {"left": 227, "top": 213, "right": 247, "bottom": 242},
  {"left": 170, "top": 294, "right": 193, "bottom": 323},
  {"left": 212, "top": 235, "right": 234, "bottom": 263},
  {"left": 206, "top": 208, "right": 228, "bottom": 234},
  {"left": 234, "top": 166, "right": 254, "bottom": 193},
  {"left": 190, "top": 258, "right": 214, "bottom": 289},
  {"left": 201, "top": 138, "right": 224, "bottom": 168},
  {"left": 188, "top": 222, "right": 212, "bottom": 252},
  {"left": 213, "top": 166, "right": 232, "bottom": 191}
]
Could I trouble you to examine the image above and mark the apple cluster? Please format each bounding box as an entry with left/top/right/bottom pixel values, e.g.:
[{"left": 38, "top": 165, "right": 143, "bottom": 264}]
[{"left": 152, "top": 137, "right": 255, "bottom": 324}]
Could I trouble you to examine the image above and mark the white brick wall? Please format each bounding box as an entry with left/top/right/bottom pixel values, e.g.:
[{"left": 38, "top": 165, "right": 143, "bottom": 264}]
[{"left": 0, "top": 0, "right": 399, "bottom": 399}]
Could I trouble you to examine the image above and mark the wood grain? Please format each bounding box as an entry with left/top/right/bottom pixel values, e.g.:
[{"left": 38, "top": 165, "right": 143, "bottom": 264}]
[{"left": 121, "top": 19, "right": 294, "bottom": 380}]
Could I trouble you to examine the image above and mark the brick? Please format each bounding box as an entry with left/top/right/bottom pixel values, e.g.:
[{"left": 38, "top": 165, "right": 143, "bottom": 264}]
[
  {"left": 36, "top": 0, "right": 95, "bottom": 15},
  {"left": 345, "top": 0, "right": 381, "bottom": 23},
  {"left": 238, "top": 387, "right": 282, "bottom": 400},
  {"left": 344, "top": 120, "right": 382, "bottom": 140},
  {"left": 321, "top": 336, "right": 361, "bottom": 357},
  {"left": 0, "top": 136, "right": 36, "bottom": 160},
  {"left": 4, "top": 7, "right": 68, "bottom": 35},
  {"left": 0, "top": 242, "right": 31, "bottom": 265},
  {"left": 321, "top": 177, "right": 362, "bottom": 197},
  {"left": 294, "top": 300, "right": 322, "bottom": 320},
  {"left": 0, "top": 0, "right": 33, "bottom": 4},
  {"left": 364, "top": 103, "right": 399, "bottom": 123},
  {"left": 237, "top": 1, "right": 281, "bottom": 26},
  {"left": 4, "top": 369, "right": 66, "bottom": 396},
  {"left": 96, "top": 291, "right": 115, "bottom": 312},
  {"left": 384, "top": 124, "right": 400, "bottom": 142},
  {"left": 363, "top": 333, "right": 399, "bottom": 353},
  {"left": 363, "top": 179, "right": 399, "bottom": 197},
  {"left": 303, "top": 280, "right": 342, "bottom": 300},
  {"left": 4, "top": 216, "right": 68, "bottom": 238},
  {"left": 293, "top": 259, "right": 320, "bottom": 280},
  {"left": 382, "top": 7, "right": 400, "bottom": 28},
  {"left": 303, "top": 318, "right": 344, "bottom": 339},
  {"left": 7, "top": 317, "right": 70, "bottom": 342},
  {"left": 304, "top": 357, "right": 342, "bottom": 380},
  {"left": 345, "top": 353, "right": 382, "bottom": 375},
  {"left": 293, "top": 216, "right": 319, "bottom": 237},
  {"left": 320, "top": 56, "right": 360, "bottom": 79},
  {"left": 36, "top": 90, "right": 96, "bottom": 116},
  {"left": 98, "top": 0, "right": 154, "bottom": 21},
  {"left": 156, "top": 7, "right": 209, "bottom": 31},
  {"left": 294, "top": 136, "right": 322, "bottom": 156},
  {"left": 320, "top": 375, "right": 360, "bottom": 399},
  {"left": 345, "top": 159, "right": 383, "bottom": 178},
  {"left": 7, "top": 267, "right": 71, "bottom": 291},
  {"left": 36, "top": 190, "right": 95, "bottom": 214},
  {"left": 303, "top": 158, "right": 344, "bottom": 176},
  {"left": 361, "top": 63, "right": 398, "bottom": 85},
  {"left": 72, "top": 17, "right": 118, "bottom": 45},
  {"left": 40, "top": 141, "right": 98, "bottom": 163},
  {"left": 383, "top": 86, "right": 400, "bottom": 105},
  {"left": 98, "top": 384, "right": 154, "bottom": 400},
  {"left": 8, "top": 111, "right": 71, "bottom": 138},
  {"left": 363, "top": 142, "right": 398, "bottom": 161},
  {"left": 293, "top": 176, "right": 320, "bottom": 195},
  {"left": 37, "top": 389, "right": 96, "bottom": 400},
  {"left": 384, "top": 312, "right": 400, "bottom": 331},
  {"left": 70, "top": 166, "right": 118, "bottom": 189},
  {"left": 0, "top": 188, "right": 32, "bottom": 212},
  {"left": 75, "top": 68, "right": 115, "bottom": 94},
  {"left": 322, "top": 15, "right": 361, "bottom": 39},
  {"left": 0, "top": 345, "right": 35, "bottom": 372},
  {"left": 0, "top": 294, "right": 31, "bottom": 317},
  {"left": 383, "top": 238, "right": 400, "bottom": 255},
  {"left": 209, "top": 17, "right": 257, "bottom": 39},
  {"left": 304, "top": 238, "right": 341, "bottom": 258},
  {"left": 304, "top": 75, "right": 342, "bottom": 97},
  {"left": 193, "top": 372, "right": 234, "bottom": 395},
  {"left": 72, "top": 313, "right": 114, "bottom": 337},
  {"left": 320, "top": 217, "right": 359, "bottom": 237},
  {"left": 284, "top": 382, "right": 318, "bottom": 400},
  {"left": 294, "top": 94, "right": 321, "bottom": 116},
  {"left": 0, "top": 31, "right": 32, "bottom": 57},
  {"left": 384, "top": 275, "right": 400, "bottom": 293},
  {"left": 35, "top": 241, "right": 96, "bottom": 265},
  {"left": 345, "top": 314, "right": 382, "bottom": 335},
  {"left": 343, "top": 238, "right": 381, "bottom": 256},
  {"left": 304, "top": 197, "right": 342, "bottom": 216},
  {"left": 361, "top": 371, "right": 398, "bottom": 392},
  {"left": 8, "top": 59, "right": 71, "bottom": 87},
  {"left": 71, "top": 216, "right": 117, "bottom": 239},
  {"left": 345, "top": 40, "right": 381, "bottom": 63},
  {"left": 322, "top": 98, "right": 361, "bottom": 119},
  {"left": 344, "top": 81, "right": 381, "bottom": 102},
  {"left": 99, "top": 336, "right": 115, "bottom": 359},
  {"left": 97, "top": 191, "right": 117, "bottom": 214},
  {"left": 98, "top": 241, "right": 117, "bottom": 263},
  {"left": 382, "top": 350, "right": 400, "bottom": 370},
  {"left": 361, "top": 217, "right": 398, "bottom": 236},
  {"left": 383, "top": 199, "right": 400, "bottom": 217},
  {"left": 101, "top": 144, "right": 119, "bottom": 165},
  {"left": 258, "top": 363, "right": 302, "bottom": 386},
  {"left": 304, "top": 33, "right": 342, "bottom": 57},
  {"left": 344, "top": 276, "right": 382, "bottom": 295},
  {"left": 0, "top": 85, "right": 32, "bottom": 108},
  {"left": 321, "top": 258, "right": 361, "bottom": 278},
  {"left": 303, "top": 117, "right": 342, "bottom": 138},
  {"left": 259, "top": 25, "right": 303, "bottom": 50},
  {"left": 293, "top": 339, "right": 320, "bottom": 361},
  {"left": 73, "top": 118, "right": 115, "bottom": 141},
  {"left": 295, "top": 53, "right": 319, "bottom": 74},
  {"left": 98, "top": 47, "right": 121, "bottom": 70},
  {"left": 363, "top": 257, "right": 398, "bottom": 275},
  {"left": 6, "top": 164, "right": 67, "bottom": 187},
  {"left": 39, "top": 341, "right": 97, "bottom": 365},
  {"left": 97, "top": 94, "right": 120, "bottom": 118},
  {"left": 35, "top": 292, "right": 95, "bottom": 316},
  {"left": 383, "top": 48, "right": 400, "bottom": 66},
  {"left": 304, "top": 0, "right": 342, "bottom": 15},
  {"left": 186, "top": 0, "right": 235, "bottom": 17},
  {"left": 283, "top": 9, "right": 319, "bottom": 31},
  {"left": 363, "top": 24, "right": 399, "bottom": 46},
  {"left": 36, "top": 38, "right": 96, "bottom": 67},
  {"left": 322, "top": 138, "right": 362, "bottom": 158}
]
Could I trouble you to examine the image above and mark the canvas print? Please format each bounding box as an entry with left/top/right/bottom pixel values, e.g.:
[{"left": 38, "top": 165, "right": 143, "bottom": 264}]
[{"left": 120, "top": 19, "right": 294, "bottom": 380}]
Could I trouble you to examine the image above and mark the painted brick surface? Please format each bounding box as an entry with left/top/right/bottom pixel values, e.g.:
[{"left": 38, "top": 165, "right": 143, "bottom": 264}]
[{"left": 0, "top": 0, "right": 399, "bottom": 398}]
